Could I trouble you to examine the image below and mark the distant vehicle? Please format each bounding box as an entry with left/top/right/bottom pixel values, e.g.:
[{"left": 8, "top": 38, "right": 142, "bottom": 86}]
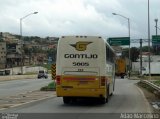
[
  {"left": 142, "top": 62, "right": 160, "bottom": 76},
  {"left": 37, "top": 70, "right": 48, "bottom": 79},
  {"left": 115, "top": 58, "right": 126, "bottom": 78},
  {"left": 56, "top": 36, "right": 116, "bottom": 104}
]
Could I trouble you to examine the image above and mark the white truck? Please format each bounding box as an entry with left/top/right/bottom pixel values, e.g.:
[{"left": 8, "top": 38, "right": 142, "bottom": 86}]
[{"left": 142, "top": 62, "right": 160, "bottom": 75}]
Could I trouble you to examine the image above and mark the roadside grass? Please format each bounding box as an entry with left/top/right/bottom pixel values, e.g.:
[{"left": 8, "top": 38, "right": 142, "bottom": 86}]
[
  {"left": 137, "top": 81, "right": 160, "bottom": 99},
  {"left": 40, "top": 81, "right": 56, "bottom": 91},
  {"left": 137, "top": 82, "right": 155, "bottom": 93},
  {"left": 140, "top": 76, "right": 160, "bottom": 87},
  {"left": 135, "top": 74, "right": 160, "bottom": 97},
  {"left": 24, "top": 72, "right": 37, "bottom": 75},
  {"left": 151, "top": 80, "right": 160, "bottom": 87},
  {"left": 138, "top": 76, "right": 160, "bottom": 80}
]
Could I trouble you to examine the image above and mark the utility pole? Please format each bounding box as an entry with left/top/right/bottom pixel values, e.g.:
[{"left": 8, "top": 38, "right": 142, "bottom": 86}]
[
  {"left": 140, "top": 39, "right": 142, "bottom": 76},
  {"left": 155, "top": 19, "right": 158, "bottom": 55}
]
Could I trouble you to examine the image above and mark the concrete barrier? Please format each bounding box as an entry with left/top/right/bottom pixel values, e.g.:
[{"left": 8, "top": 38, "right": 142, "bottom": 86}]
[{"left": 0, "top": 66, "right": 47, "bottom": 75}]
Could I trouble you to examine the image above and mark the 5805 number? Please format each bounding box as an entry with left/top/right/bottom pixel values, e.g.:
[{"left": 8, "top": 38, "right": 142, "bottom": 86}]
[{"left": 73, "top": 62, "right": 89, "bottom": 66}]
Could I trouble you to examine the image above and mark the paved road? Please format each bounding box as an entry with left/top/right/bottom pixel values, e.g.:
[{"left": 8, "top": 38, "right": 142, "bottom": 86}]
[
  {"left": 0, "top": 78, "right": 52, "bottom": 98},
  {"left": 1, "top": 78, "right": 152, "bottom": 113}
]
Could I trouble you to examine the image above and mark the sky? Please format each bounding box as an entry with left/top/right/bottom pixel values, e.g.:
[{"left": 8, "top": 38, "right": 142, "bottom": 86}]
[{"left": 0, "top": 0, "right": 160, "bottom": 41}]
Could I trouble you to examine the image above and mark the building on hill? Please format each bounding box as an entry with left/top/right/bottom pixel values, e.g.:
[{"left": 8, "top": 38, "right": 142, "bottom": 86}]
[
  {"left": 2, "top": 32, "right": 19, "bottom": 43},
  {"left": 0, "top": 42, "right": 6, "bottom": 69}
]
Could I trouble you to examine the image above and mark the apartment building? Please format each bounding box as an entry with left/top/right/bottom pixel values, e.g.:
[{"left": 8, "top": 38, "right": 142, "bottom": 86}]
[
  {"left": 0, "top": 42, "right": 6, "bottom": 68},
  {"left": 6, "top": 43, "right": 22, "bottom": 68}
]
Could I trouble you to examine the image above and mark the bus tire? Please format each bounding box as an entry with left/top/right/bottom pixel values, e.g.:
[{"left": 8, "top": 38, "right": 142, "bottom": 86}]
[
  {"left": 106, "top": 97, "right": 108, "bottom": 103},
  {"left": 100, "top": 97, "right": 106, "bottom": 104},
  {"left": 110, "top": 93, "right": 113, "bottom": 96},
  {"left": 63, "top": 97, "right": 71, "bottom": 104},
  {"left": 71, "top": 97, "right": 77, "bottom": 103},
  {"left": 106, "top": 86, "right": 109, "bottom": 103},
  {"left": 121, "top": 75, "right": 124, "bottom": 79}
]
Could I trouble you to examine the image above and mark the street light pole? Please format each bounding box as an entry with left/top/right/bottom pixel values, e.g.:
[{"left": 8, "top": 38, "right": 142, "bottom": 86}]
[
  {"left": 154, "top": 19, "right": 158, "bottom": 55},
  {"left": 128, "top": 18, "right": 131, "bottom": 78},
  {"left": 112, "top": 13, "right": 131, "bottom": 78},
  {"left": 20, "top": 12, "right": 38, "bottom": 74},
  {"left": 155, "top": 26, "right": 160, "bottom": 31},
  {"left": 148, "top": 0, "right": 151, "bottom": 80},
  {"left": 155, "top": 19, "right": 158, "bottom": 35}
]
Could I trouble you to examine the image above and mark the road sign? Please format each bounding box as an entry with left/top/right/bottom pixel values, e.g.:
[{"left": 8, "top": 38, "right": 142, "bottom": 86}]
[
  {"left": 108, "top": 37, "right": 130, "bottom": 46},
  {"left": 152, "top": 35, "right": 160, "bottom": 44}
]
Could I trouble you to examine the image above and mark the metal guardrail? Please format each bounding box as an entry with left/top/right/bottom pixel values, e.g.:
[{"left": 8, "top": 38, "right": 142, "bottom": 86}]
[{"left": 141, "top": 80, "right": 160, "bottom": 92}]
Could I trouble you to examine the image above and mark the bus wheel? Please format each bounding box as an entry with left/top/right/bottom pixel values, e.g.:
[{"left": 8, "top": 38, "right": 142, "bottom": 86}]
[
  {"left": 121, "top": 76, "right": 124, "bottom": 79},
  {"left": 71, "top": 98, "right": 77, "bottom": 103},
  {"left": 106, "top": 86, "right": 109, "bottom": 103},
  {"left": 63, "top": 97, "right": 71, "bottom": 104},
  {"left": 106, "top": 97, "right": 108, "bottom": 103},
  {"left": 100, "top": 97, "right": 106, "bottom": 104},
  {"left": 110, "top": 93, "right": 113, "bottom": 96}
]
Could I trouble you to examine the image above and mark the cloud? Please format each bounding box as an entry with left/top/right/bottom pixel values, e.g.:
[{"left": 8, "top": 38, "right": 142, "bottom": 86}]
[{"left": 0, "top": 0, "right": 160, "bottom": 39}]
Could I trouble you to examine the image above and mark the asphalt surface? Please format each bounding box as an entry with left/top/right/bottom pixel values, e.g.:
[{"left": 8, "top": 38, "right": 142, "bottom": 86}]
[
  {"left": 0, "top": 77, "right": 52, "bottom": 98},
  {"left": 0, "top": 78, "right": 152, "bottom": 113}
]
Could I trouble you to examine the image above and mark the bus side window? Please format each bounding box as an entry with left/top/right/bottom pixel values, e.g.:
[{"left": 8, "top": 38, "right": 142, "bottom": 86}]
[
  {"left": 106, "top": 45, "right": 114, "bottom": 63},
  {"left": 106, "top": 46, "right": 109, "bottom": 62},
  {"left": 106, "top": 46, "right": 113, "bottom": 62}
]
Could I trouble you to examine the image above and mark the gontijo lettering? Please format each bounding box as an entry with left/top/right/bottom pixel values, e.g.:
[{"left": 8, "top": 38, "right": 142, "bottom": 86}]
[{"left": 64, "top": 54, "right": 98, "bottom": 59}]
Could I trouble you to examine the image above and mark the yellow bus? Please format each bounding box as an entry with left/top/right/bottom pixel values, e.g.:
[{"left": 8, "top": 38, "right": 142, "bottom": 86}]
[{"left": 56, "top": 36, "right": 115, "bottom": 104}]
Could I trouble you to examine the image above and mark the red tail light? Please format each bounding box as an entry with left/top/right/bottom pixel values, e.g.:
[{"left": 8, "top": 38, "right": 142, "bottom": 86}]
[
  {"left": 101, "top": 76, "right": 106, "bottom": 86},
  {"left": 56, "top": 75, "right": 61, "bottom": 85}
]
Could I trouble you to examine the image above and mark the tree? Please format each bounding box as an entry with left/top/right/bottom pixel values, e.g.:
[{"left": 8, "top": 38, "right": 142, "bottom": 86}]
[
  {"left": 122, "top": 47, "right": 140, "bottom": 62},
  {"left": 23, "top": 46, "right": 30, "bottom": 54},
  {"left": 31, "top": 47, "right": 45, "bottom": 54},
  {"left": 142, "top": 46, "right": 153, "bottom": 53},
  {"left": 130, "top": 47, "right": 139, "bottom": 62},
  {"left": 122, "top": 48, "right": 129, "bottom": 58},
  {"left": 47, "top": 48, "right": 57, "bottom": 63}
]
